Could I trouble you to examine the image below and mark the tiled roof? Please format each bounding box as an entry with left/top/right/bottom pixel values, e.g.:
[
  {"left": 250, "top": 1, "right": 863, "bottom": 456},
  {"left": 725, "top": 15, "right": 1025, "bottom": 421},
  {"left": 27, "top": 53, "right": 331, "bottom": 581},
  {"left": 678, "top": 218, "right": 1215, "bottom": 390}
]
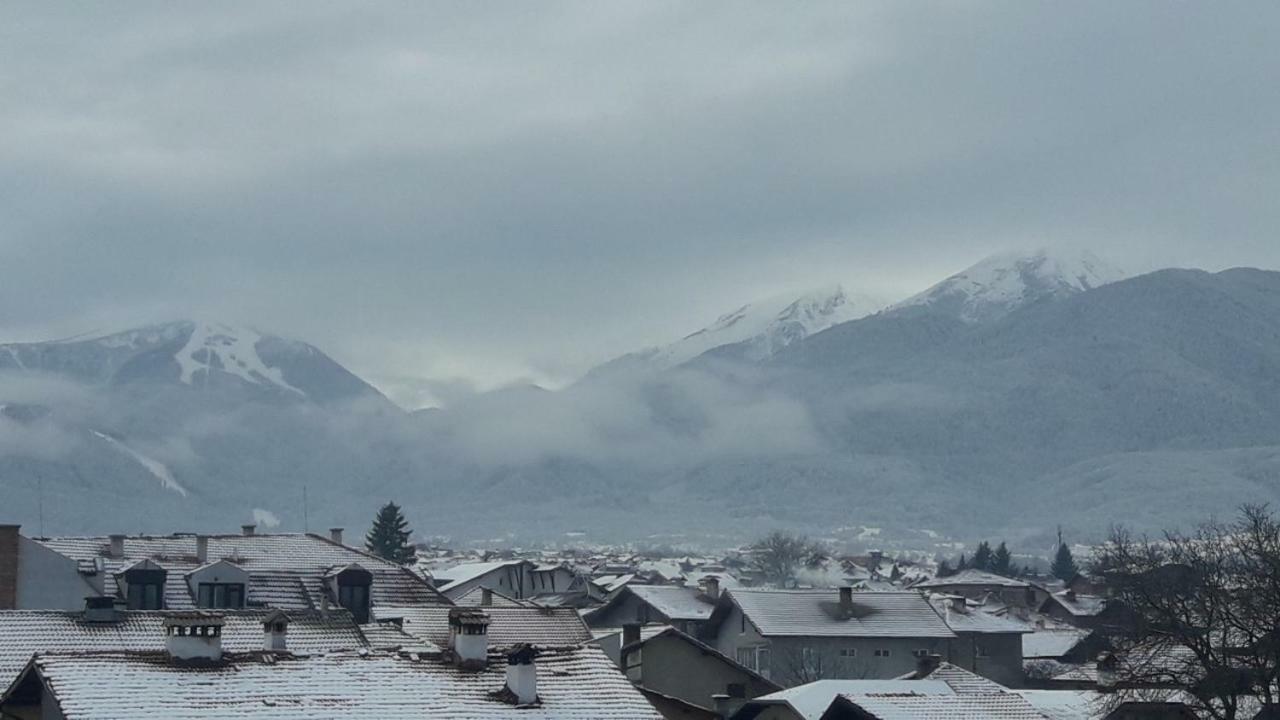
[
  {"left": 432, "top": 561, "right": 528, "bottom": 592},
  {"left": 915, "top": 661, "right": 1010, "bottom": 695},
  {"left": 627, "top": 585, "right": 714, "bottom": 621},
  {"left": 33, "top": 533, "right": 448, "bottom": 611},
  {"left": 831, "top": 690, "right": 1051, "bottom": 720},
  {"left": 726, "top": 590, "right": 956, "bottom": 639},
  {"left": 14, "top": 645, "right": 662, "bottom": 719},
  {"left": 380, "top": 606, "right": 593, "bottom": 647},
  {"left": 0, "top": 609, "right": 366, "bottom": 685},
  {"left": 926, "top": 596, "right": 1031, "bottom": 635},
  {"left": 743, "top": 680, "right": 955, "bottom": 720},
  {"left": 1044, "top": 591, "right": 1107, "bottom": 617},
  {"left": 914, "top": 570, "right": 1031, "bottom": 589},
  {"left": 1022, "top": 629, "right": 1091, "bottom": 659}
]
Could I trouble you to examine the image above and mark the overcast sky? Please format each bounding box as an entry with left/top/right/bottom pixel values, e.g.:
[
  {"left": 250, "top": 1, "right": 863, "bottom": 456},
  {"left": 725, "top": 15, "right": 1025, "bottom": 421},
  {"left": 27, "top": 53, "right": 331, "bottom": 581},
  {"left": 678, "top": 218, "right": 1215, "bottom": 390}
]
[{"left": 2, "top": 2, "right": 1278, "bottom": 404}]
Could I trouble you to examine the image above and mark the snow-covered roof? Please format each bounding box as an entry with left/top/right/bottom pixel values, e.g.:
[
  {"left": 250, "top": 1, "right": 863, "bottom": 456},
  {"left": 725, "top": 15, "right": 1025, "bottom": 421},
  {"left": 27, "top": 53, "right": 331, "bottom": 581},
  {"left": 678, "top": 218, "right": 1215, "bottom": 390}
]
[
  {"left": 625, "top": 585, "right": 715, "bottom": 621},
  {"left": 1022, "top": 628, "right": 1092, "bottom": 659},
  {"left": 9, "top": 645, "right": 662, "bottom": 719},
  {"left": 380, "top": 606, "right": 593, "bottom": 648},
  {"left": 744, "top": 680, "right": 955, "bottom": 720},
  {"left": 724, "top": 590, "right": 956, "bottom": 639},
  {"left": 451, "top": 586, "right": 532, "bottom": 608},
  {"left": 0, "top": 609, "right": 366, "bottom": 686},
  {"left": 914, "top": 569, "right": 1030, "bottom": 589},
  {"left": 34, "top": 533, "right": 448, "bottom": 611},
  {"left": 1044, "top": 591, "right": 1107, "bottom": 617},
  {"left": 927, "top": 596, "right": 1031, "bottom": 635},
  {"left": 432, "top": 560, "right": 529, "bottom": 592},
  {"left": 829, "top": 689, "right": 1050, "bottom": 720}
]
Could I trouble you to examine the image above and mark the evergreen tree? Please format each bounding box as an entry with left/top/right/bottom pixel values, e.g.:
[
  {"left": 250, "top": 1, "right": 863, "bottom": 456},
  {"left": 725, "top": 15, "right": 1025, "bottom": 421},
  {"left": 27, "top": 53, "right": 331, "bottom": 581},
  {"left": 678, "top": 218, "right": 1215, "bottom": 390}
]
[
  {"left": 992, "top": 542, "right": 1012, "bottom": 575},
  {"left": 365, "top": 501, "right": 417, "bottom": 565},
  {"left": 1051, "top": 527, "right": 1079, "bottom": 581},
  {"left": 956, "top": 553, "right": 968, "bottom": 571},
  {"left": 971, "top": 541, "right": 993, "bottom": 571},
  {"left": 936, "top": 559, "right": 954, "bottom": 577}
]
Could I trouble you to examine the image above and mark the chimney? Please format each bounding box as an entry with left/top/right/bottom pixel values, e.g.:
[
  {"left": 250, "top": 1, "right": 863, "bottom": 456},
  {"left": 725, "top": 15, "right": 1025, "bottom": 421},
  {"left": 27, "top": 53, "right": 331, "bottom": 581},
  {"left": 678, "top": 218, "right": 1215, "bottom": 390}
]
[
  {"left": 263, "top": 610, "right": 290, "bottom": 652},
  {"left": 195, "top": 535, "right": 209, "bottom": 564},
  {"left": 622, "top": 622, "right": 641, "bottom": 647},
  {"left": 0, "top": 524, "right": 18, "bottom": 610},
  {"left": 504, "top": 644, "right": 539, "bottom": 705},
  {"left": 1064, "top": 589, "right": 1077, "bottom": 602},
  {"left": 916, "top": 652, "right": 943, "bottom": 677},
  {"left": 329, "top": 528, "right": 344, "bottom": 545},
  {"left": 241, "top": 524, "right": 256, "bottom": 537},
  {"left": 83, "top": 596, "right": 117, "bottom": 623},
  {"left": 839, "top": 586, "right": 853, "bottom": 608},
  {"left": 164, "top": 612, "right": 225, "bottom": 662},
  {"left": 108, "top": 534, "right": 126, "bottom": 558},
  {"left": 703, "top": 575, "right": 720, "bottom": 600},
  {"left": 480, "top": 588, "right": 494, "bottom": 606},
  {"left": 713, "top": 684, "right": 748, "bottom": 718},
  {"left": 448, "top": 608, "right": 491, "bottom": 670},
  {"left": 950, "top": 596, "right": 966, "bottom": 613}
]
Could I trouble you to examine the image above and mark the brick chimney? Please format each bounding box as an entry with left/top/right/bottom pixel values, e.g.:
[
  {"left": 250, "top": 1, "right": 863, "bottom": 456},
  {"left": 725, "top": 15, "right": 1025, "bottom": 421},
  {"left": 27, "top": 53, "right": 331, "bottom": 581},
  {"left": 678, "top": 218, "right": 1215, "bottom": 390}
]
[
  {"left": 241, "top": 524, "right": 256, "bottom": 537},
  {"left": 448, "top": 608, "right": 491, "bottom": 670},
  {"left": 195, "top": 535, "right": 209, "bottom": 564},
  {"left": 504, "top": 644, "right": 539, "bottom": 705},
  {"left": 108, "top": 534, "right": 126, "bottom": 558},
  {"left": 329, "top": 528, "right": 344, "bottom": 544},
  {"left": 164, "top": 612, "right": 225, "bottom": 662},
  {"left": 0, "top": 525, "right": 18, "bottom": 609}
]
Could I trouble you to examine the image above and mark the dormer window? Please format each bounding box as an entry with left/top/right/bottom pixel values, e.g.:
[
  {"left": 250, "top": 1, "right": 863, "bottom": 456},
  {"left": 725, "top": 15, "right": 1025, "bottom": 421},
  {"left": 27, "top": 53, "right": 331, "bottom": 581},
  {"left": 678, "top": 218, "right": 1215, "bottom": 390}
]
[
  {"left": 197, "top": 582, "right": 245, "bottom": 609},
  {"left": 326, "top": 564, "right": 373, "bottom": 623},
  {"left": 119, "top": 560, "right": 167, "bottom": 610}
]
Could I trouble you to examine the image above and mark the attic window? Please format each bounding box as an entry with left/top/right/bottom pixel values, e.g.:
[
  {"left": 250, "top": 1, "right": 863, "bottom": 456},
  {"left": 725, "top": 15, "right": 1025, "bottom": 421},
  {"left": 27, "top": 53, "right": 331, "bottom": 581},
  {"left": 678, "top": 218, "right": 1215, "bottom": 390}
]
[
  {"left": 197, "top": 582, "right": 245, "bottom": 609},
  {"left": 874, "top": 649, "right": 891, "bottom": 658}
]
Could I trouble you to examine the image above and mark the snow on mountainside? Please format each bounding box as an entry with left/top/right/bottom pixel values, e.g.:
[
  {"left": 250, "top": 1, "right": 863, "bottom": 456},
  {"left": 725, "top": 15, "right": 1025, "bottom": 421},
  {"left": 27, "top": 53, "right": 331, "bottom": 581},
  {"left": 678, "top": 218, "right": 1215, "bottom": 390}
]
[
  {"left": 0, "top": 320, "right": 392, "bottom": 408},
  {"left": 592, "top": 285, "right": 888, "bottom": 375},
  {"left": 890, "top": 248, "right": 1126, "bottom": 323}
]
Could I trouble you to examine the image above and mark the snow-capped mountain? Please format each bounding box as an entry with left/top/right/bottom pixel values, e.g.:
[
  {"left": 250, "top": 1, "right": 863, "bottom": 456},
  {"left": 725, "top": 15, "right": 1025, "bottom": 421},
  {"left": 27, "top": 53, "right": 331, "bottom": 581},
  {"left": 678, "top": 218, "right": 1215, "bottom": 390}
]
[
  {"left": 591, "top": 285, "right": 889, "bottom": 375},
  {"left": 889, "top": 248, "right": 1126, "bottom": 323},
  {"left": 0, "top": 320, "right": 392, "bottom": 408}
]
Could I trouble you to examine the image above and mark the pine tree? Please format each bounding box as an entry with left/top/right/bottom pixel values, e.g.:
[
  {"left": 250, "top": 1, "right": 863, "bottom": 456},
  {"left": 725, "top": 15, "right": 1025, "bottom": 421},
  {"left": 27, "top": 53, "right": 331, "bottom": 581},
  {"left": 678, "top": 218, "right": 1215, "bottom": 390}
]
[
  {"left": 365, "top": 501, "right": 417, "bottom": 565},
  {"left": 937, "top": 560, "right": 954, "bottom": 577},
  {"left": 1051, "top": 527, "right": 1079, "bottom": 581},
  {"left": 956, "top": 553, "right": 968, "bottom": 571},
  {"left": 971, "top": 541, "right": 993, "bottom": 572},
  {"left": 992, "top": 542, "right": 1012, "bottom": 576}
]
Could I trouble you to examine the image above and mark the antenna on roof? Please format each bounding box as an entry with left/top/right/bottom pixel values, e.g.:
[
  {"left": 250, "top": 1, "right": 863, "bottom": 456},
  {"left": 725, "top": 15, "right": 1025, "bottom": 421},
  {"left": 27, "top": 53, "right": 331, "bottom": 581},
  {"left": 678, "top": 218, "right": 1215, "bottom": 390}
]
[
  {"left": 303, "top": 484, "right": 309, "bottom": 532},
  {"left": 36, "top": 471, "right": 45, "bottom": 537}
]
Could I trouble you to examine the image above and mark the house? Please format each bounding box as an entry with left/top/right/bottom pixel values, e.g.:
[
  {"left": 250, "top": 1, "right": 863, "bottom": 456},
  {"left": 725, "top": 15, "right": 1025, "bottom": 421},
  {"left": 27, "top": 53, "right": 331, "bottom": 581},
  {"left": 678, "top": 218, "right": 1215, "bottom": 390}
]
[
  {"left": 431, "top": 559, "right": 581, "bottom": 601},
  {"left": 732, "top": 660, "right": 1198, "bottom": 720},
  {"left": 617, "top": 624, "right": 780, "bottom": 717},
  {"left": 585, "top": 580, "right": 719, "bottom": 638},
  {"left": 913, "top": 569, "right": 1043, "bottom": 609},
  {"left": 707, "top": 588, "right": 958, "bottom": 686},
  {"left": 0, "top": 606, "right": 375, "bottom": 685},
  {"left": 926, "top": 594, "right": 1030, "bottom": 687},
  {"left": 0, "top": 616, "right": 662, "bottom": 719},
  {"left": 2, "top": 527, "right": 448, "bottom": 623},
  {"left": 1039, "top": 590, "right": 1127, "bottom": 631}
]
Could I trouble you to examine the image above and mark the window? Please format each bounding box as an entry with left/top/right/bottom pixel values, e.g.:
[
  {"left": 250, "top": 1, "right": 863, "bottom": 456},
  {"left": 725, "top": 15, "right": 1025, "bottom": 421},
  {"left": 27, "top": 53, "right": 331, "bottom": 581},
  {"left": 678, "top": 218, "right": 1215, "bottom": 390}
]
[
  {"left": 976, "top": 645, "right": 990, "bottom": 658},
  {"left": 736, "top": 645, "right": 770, "bottom": 676},
  {"left": 739, "top": 612, "right": 746, "bottom": 634},
  {"left": 127, "top": 582, "right": 163, "bottom": 610},
  {"left": 912, "top": 649, "right": 930, "bottom": 658},
  {"left": 736, "top": 647, "right": 756, "bottom": 670},
  {"left": 339, "top": 582, "right": 371, "bottom": 623},
  {"left": 874, "top": 649, "right": 892, "bottom": 658},
  {"left": 802, "top": 647, "right": 822, "bottom": 674},
  {"left": 839, "top": 648, "right": 857, "bottom": 658},
  {"left": 197, "top": 583, "right": 245, "bottom": 609}
]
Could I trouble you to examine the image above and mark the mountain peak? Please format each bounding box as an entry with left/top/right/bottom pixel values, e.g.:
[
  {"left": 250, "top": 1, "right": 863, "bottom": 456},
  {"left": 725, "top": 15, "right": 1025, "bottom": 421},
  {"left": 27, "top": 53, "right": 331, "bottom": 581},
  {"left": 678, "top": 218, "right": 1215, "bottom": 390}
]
[{"left": 890, "top": 247, "right": 1125, "bottom": 323}]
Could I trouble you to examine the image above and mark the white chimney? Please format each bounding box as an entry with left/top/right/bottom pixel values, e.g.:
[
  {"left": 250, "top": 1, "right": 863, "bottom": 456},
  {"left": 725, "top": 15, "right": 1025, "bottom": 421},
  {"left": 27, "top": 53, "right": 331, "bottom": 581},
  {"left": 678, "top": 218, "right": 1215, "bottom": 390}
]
[
  {"left": 329, "top": 528, "right": 344, "bottom": 544},
  {"left": 241, "top": 524, "right": 256, "bottom": 536},
  {"left": 504, "top": 644, "right": 539, "bottom": 705},
  {"left": 195, "top": 535, "right": 209, "bottom": 564},
  {"left": 263, "top": 610, "right": 290, "bottom": 652},
  {"left": 448, "top": 608, "right": 491, "bottom": 670},
  {"left": 703, "top": 575, "right": 720, "bottom": 600},
  {"left": 164, "top": 613, "right": 225, "bottom": 662},
  {"left": 108, "top": 534, "right": 126, "bottom": 559}
]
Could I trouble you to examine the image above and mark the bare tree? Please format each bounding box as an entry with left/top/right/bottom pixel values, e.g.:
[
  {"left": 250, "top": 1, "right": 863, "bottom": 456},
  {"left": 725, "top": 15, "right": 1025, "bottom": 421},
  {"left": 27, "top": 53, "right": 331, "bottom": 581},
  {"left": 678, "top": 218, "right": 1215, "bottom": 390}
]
[
  {"left": 1092, "top": 505, "right": 1280, "bottom": 719},
  {"left": 748, "top": 531, "right": 829, "bottom": 588}
]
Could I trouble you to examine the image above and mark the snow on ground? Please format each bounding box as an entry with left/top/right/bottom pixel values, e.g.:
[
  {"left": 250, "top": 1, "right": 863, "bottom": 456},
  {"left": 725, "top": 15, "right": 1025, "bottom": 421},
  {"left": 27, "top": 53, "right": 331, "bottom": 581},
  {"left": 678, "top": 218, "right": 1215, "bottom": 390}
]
[
  {"left": 91, "top": 431, "right": 188, "bottom": 496},
  {"left": 176, "top": 322, "right": 305, "bottom": 396}
]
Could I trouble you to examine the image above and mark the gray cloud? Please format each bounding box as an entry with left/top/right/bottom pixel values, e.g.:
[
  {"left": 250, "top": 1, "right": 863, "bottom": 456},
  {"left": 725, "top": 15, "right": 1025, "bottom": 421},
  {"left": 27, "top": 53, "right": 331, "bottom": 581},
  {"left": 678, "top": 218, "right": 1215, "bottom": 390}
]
[{"left": 2, "top": 2, "right": 1278, "bottom": 398}]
